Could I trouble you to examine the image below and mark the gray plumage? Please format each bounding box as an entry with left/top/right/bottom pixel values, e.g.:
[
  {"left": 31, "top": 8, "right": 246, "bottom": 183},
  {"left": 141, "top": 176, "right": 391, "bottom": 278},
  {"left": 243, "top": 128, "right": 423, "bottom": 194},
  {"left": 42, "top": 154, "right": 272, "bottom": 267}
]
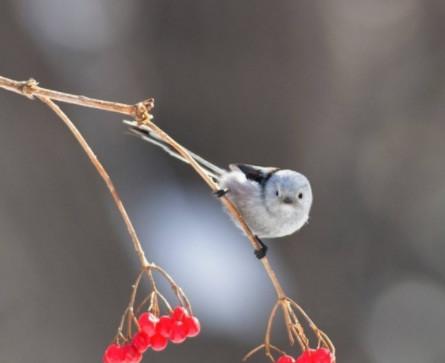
[{"left": 124, "top": 120, "right": 313, "bottom": 239}]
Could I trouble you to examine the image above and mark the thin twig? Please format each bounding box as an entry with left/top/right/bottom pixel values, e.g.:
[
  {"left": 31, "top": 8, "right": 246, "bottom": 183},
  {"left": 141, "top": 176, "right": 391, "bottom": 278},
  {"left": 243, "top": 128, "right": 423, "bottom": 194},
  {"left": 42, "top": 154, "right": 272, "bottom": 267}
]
[
  {"left": 36, "top": 95, "right": 150, "bottom": 269},
  {"left": 264, "top": 301, "right": 281, "bottom": 361},
  {"left": 280, "top": 301, "right": 297, "bottom": 347},
  {"left": 242, "top": 344, "right": 286, "bottom": 362},
  {"left": 0, "top": 76, "right": 153, "bottom": 117}
]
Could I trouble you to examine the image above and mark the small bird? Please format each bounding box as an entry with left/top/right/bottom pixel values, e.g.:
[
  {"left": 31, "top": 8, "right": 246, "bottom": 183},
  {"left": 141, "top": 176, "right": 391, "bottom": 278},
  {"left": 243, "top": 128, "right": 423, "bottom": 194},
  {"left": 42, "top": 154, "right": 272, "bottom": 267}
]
[{"left": 125, "top": 121, "right": 313, "bottom": 259}]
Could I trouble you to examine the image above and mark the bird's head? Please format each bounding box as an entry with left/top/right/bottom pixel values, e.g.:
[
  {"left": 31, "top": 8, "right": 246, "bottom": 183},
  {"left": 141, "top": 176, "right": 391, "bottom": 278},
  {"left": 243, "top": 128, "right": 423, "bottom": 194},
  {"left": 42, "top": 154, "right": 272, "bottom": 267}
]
[{"left": 264, "top": 170, "right": 313, "bottom": 219}]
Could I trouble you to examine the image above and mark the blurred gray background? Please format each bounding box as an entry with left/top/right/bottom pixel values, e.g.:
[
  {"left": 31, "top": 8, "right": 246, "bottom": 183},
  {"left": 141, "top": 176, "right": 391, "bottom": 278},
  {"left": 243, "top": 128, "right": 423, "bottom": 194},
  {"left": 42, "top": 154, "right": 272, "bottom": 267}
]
[{"left": 1, "top": 1, "right": 445, "bottom": 362}]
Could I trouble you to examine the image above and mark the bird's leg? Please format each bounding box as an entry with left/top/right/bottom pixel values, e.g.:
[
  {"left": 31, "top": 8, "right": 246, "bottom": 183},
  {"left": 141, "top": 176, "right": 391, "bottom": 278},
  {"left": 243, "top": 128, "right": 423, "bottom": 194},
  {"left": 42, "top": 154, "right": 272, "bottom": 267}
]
[
  {"left": 214, "top": 188, "right": 229, "bottom": 198},
  {"left": 213, "top": 188, "right": 268, "bottom": 259},
  {"left": 254, "top": 236, "right": 268, "bottom": 259}
]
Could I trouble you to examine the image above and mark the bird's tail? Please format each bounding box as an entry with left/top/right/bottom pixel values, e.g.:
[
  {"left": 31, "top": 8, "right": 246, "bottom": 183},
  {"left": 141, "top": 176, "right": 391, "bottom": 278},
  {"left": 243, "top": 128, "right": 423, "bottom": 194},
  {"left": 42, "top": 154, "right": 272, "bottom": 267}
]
[{"left": 123, "top": 120, "right": 225, "bottom": 181}]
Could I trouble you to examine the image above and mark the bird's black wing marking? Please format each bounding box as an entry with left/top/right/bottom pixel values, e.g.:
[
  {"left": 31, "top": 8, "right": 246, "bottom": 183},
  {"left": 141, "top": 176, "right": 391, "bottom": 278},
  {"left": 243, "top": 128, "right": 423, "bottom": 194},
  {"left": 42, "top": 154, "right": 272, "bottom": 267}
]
[{"left": 232, "top": 164, "right": 279, "bottom": 185}]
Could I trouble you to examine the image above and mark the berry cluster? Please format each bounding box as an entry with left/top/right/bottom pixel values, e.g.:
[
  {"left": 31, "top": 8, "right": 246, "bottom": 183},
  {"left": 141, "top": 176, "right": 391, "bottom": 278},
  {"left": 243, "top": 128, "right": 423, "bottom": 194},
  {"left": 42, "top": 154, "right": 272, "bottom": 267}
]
[
  {"left": 103, "top": 306, "right": 200, "bottom": 363},
  {"left": 276, "top": 348, "right": 334, "bottom": 363}
]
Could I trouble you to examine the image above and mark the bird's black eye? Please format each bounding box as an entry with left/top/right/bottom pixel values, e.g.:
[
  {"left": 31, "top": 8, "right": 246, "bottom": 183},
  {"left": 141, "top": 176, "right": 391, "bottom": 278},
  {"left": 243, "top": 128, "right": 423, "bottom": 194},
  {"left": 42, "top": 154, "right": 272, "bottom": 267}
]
[
  {"left": 298, "top": 192, "right": 303, "bottom": 199},
  {"left": 275, "top": 190, "right": 280, "bottom": 197}
]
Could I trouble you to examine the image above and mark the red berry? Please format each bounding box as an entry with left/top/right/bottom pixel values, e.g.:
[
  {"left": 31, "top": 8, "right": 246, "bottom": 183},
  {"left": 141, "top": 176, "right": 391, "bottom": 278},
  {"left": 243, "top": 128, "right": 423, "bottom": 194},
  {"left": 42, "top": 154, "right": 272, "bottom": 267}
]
[
  {"left": 151, "top": 334, "right": 168, "bottom": 351},
  {"left": 311, "top": 348, "right": 334, "bottom": 363},
  {"left": 138, "top": 312, "right": 158, "bottom": 337},
  {"left": 296, "top": 348, "right": 334, "bottom": 363},
  {"left": 184, "top": 316, "right": 201, "bottom": 337},
  {"left": 171, "top": 306, "right": 189, "bottom": 321},
  {"left": 156, "top": 315, "right": 173, "bottom": 338},
  {"left": 170, "top": 320, "right": 189, "bottom": 343},
  {"left": 296, "top": 350, "right": 312, "bottom": 363},
  {"left": 132, "top": 331, "right": 150, "bottom": 353},
  {"left": 122, "top": 344, "right": 142, "bottom": 363},
  {"left": 103, "top": 343, "right": 125, "bottom": 363},
  {"left": 276, "top": 355, "right": 295, "bottom": 363}
]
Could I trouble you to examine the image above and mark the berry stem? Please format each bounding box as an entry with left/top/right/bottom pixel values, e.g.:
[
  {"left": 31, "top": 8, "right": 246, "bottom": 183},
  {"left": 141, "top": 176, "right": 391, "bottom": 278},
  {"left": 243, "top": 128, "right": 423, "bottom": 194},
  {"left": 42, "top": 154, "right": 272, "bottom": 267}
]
[
  {"left": 242, "top": 343, "right": 287, "bottom": 362},
  {"left": 37, "top": 95, "right": 151, "bottom": 270}
]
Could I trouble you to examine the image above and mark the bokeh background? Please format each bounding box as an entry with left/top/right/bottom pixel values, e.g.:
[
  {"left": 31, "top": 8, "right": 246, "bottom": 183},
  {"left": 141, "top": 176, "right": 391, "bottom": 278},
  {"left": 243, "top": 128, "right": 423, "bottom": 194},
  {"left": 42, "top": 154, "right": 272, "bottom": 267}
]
[{"left": 1, "top": 1, "right": 445, "bottom": 362}]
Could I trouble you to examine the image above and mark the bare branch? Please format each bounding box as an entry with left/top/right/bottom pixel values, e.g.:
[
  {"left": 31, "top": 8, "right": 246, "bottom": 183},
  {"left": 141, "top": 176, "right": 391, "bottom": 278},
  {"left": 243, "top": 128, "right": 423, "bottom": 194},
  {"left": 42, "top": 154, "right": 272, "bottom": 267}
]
[
  {"left": 36, "top": 95, "right": 150, "bottom": 268},
  {"left": 0, "top": 75, "right": 153, "bottom": 117}
]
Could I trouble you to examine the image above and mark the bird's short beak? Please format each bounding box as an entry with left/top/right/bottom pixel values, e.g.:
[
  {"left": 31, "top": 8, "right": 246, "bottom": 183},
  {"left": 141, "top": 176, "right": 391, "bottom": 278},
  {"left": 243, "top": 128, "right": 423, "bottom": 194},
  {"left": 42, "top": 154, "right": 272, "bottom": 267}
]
[{"left": 282, "top": 197, "right": 294, "bottom": 204}]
